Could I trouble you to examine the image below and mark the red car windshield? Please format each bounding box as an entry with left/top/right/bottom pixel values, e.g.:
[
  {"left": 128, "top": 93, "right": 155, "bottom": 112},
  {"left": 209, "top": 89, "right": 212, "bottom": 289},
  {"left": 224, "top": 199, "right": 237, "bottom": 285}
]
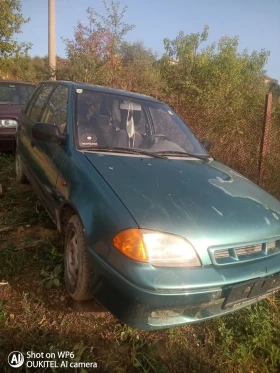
[{"left": 0, "top": 83, "right": 35, "bottom": 105}]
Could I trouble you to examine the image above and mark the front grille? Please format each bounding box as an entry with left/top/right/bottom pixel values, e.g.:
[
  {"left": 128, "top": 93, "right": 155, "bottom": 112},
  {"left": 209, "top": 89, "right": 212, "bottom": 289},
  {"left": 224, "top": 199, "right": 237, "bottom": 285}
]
[
  {"left": 267, "top": 241, "right": 276, "bottom": 250},
  {"left": 236, "top": 244, "right": 262, "bottom": 256},
  {"left": 212, "top": 240, "right": 280, "bottom": 264},
  {"left": 214, "top": 249, "right": 230, "bottom": 259}
]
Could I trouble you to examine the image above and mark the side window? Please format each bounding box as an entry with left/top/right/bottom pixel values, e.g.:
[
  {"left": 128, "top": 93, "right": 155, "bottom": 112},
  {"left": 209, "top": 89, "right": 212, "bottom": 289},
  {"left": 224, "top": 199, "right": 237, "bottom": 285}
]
[
  {"left": 25, "top": 85, "right": 43, "bottom": 116},
  {"left": 29, "top": 84, "right": 54, "bottom": 122},
  {"left": 41, "top": 85, "right": 69, "bottom": 133}
]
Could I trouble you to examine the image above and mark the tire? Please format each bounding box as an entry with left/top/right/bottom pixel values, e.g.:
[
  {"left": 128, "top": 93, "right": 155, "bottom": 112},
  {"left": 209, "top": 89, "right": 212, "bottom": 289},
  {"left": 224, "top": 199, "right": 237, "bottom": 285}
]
[
  {"left": 64, "top": 214, "right": 93, "bottom": 301},
  {"left": 15, "top": 150, "right": 28, "bottom": 184}
]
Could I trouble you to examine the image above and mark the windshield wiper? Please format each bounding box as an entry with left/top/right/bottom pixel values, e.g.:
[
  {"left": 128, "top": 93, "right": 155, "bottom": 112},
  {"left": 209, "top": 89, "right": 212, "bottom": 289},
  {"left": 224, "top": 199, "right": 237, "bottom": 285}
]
[
  {"left": 155, "top": 151, "right": 209, "bottom": 161},
  {"left": 82, "top": 146, "right": 167, "bottom": 159}
]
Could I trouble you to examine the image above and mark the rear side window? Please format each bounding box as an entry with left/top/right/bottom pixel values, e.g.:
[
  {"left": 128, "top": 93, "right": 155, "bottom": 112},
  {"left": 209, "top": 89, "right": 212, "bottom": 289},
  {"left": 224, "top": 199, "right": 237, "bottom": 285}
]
[
  {"left": 29, "top": 84, "right": 54, "bottom": 122},
  {"left": 41, "top": 85, "right": 69, "bottom": 133}
]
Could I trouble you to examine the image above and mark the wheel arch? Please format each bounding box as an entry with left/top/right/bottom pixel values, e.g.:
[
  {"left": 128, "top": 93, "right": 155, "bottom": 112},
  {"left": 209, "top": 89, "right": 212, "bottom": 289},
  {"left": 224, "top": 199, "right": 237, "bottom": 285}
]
[{"left": 56, "top": 201, "right": 81, "bottom": 236}]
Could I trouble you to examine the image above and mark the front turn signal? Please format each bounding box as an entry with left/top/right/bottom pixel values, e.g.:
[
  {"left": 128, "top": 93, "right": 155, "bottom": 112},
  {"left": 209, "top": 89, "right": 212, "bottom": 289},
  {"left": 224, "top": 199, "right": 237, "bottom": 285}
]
[{"left": 112, "top": 229, "right": 148, "bottom": 262}]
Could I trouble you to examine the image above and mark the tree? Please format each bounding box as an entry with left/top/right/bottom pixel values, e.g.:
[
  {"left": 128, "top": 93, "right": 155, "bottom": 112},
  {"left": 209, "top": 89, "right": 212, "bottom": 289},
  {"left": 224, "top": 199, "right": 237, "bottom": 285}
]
[
  {"left": 63, "top": 0, "right": 135, "bottom": 85},
  {"left": 160, "top": 26, "right": 269, "bottom": 123},
  {"left": 160, "top": 26, "right": 270, "bottom": 181},
  {"left": 0, "top": 0, "right": 31, "bottom": 59},
  {"left": 117, "top": 41, "right": 161, "bottom": 94},
  {"left": 1, "top": 54, "right": 75, "bottom": 83},
  {"left": 120, "top": 41, "right": 156, "bottom": 64}
]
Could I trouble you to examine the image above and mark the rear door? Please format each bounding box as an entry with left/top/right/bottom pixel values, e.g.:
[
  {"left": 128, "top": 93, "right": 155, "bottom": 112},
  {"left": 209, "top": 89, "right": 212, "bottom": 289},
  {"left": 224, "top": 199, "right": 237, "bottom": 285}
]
[
  {"left": 30, "top": 84, "right": 70, "bottom": 221},
  {"left": 17, "top": 83, "right": 54, "bottom": 184}
]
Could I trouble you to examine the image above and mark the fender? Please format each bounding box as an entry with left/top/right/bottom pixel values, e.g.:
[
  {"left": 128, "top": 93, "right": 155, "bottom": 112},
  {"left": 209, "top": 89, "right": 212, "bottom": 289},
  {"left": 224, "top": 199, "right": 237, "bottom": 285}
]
[{"left": 55, "top": 149, "right": 138, "bottom": 260}]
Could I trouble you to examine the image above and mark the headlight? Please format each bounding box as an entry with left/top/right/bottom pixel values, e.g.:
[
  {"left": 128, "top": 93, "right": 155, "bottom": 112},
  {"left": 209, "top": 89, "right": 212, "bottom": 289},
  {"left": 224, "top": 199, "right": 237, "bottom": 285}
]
[
  {"left": 112, "top": 229, "right": 201, "bottom": 267},
  {"left": 0, "top": 119, "right": 18, "bottom": 128}
]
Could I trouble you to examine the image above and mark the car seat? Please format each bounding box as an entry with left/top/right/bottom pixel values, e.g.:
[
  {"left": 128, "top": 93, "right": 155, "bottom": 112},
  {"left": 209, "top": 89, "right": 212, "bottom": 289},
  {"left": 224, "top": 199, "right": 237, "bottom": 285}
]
[{"left": 113, "top": 107, "right": 143, "bottom": 148}]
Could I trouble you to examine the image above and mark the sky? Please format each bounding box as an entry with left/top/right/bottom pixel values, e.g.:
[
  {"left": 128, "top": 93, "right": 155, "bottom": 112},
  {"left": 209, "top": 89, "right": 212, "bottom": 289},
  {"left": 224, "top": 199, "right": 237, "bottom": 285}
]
[{"left": 17, "top": 0, "right": 280, "bottom": 81}]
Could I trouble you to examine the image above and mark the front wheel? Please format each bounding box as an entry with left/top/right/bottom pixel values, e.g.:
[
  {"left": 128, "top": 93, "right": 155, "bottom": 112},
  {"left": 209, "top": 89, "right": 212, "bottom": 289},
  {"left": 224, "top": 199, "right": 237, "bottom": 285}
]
[
  {"left": 15, "top": 150, "right": 28, "bottom": 184},
  {"left": 64, "top": 215, "right": 93, "bottom": 301}
]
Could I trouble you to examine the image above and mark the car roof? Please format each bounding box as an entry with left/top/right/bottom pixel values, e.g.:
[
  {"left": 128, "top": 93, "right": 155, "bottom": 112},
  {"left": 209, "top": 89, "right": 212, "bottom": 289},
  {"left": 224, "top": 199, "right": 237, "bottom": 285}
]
[
  {"left": 0, "top": 80, "right": 35, "bottom": 85},
  {"left": 40, "top": 80, "right": 162, "bottom": 103}
]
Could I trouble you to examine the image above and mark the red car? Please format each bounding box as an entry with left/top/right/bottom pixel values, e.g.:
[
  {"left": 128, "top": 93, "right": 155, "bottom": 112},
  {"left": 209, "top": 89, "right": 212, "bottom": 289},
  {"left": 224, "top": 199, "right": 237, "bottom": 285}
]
[{"left": 0, "top": 80, "right": 35, "bottom": 151}]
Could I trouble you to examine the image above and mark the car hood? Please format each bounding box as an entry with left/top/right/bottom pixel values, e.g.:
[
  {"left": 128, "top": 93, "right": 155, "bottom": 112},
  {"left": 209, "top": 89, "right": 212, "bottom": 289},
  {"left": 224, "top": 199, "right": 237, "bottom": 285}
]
[
  {"left": 85, "top": 153, "right": 280, "bottom": 260},
  {"left": 0, "top": 104, "right": 22, "bottom": 119}
]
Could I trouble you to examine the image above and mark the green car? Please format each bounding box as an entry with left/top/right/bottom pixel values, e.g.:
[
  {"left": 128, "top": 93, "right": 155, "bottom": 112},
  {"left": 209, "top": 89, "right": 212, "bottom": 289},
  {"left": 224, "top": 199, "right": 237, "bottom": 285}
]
[{"left": 16, "top": 81, "right": 280, "bottom": 330}]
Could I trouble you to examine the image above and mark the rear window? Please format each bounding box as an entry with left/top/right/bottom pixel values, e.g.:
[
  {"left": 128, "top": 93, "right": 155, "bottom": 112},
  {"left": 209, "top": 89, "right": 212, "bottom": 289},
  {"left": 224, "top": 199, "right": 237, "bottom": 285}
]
[{"left": 0, "top": 83, "right": 35, "bottom": 105}]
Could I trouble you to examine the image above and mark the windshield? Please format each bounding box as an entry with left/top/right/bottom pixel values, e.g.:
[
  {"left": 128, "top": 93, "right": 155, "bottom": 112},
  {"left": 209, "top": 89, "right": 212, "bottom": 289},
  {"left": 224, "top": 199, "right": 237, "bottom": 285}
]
[
  {"left": 0, "top": 83, "right": 35, "bottom": 105},
  {"left": 75, "top": 89, "right": 208, "bottom": 156}
]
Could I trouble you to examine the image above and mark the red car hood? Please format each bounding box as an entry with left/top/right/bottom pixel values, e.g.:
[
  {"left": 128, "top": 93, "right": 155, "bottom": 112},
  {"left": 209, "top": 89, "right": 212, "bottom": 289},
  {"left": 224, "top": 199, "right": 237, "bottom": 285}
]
[{"left": 0, "top": 104, "right": 23, "bottom": 119}]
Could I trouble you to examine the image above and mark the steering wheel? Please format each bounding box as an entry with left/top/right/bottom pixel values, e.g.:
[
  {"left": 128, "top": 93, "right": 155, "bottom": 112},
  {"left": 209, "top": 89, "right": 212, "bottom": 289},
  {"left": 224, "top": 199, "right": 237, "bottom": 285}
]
[
  {"left": 101, "top": 108, "right": 112, "bottom": 120},
  {"left": 145, "top": 134, "right": 170, "bottom": 147}
]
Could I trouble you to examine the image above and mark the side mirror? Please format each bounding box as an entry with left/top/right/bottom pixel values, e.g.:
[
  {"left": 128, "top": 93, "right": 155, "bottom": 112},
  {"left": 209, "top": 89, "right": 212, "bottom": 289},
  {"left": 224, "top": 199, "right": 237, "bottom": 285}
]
[
  {"left": 32, "top": 122, "right": 65, "bottom": 145},
  {"left": 200, "top": 139, "right": 211, "bottom": 152}
]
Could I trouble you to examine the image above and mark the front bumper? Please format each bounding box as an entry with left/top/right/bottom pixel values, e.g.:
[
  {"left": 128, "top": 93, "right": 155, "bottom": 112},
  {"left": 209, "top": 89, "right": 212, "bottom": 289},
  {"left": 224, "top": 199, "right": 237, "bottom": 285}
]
[
  {"left": 0, "top": 129, "right": 16, "bottom": 151},
  {"left": 89, "top": 249, "right": 280, "bottom": 330}
]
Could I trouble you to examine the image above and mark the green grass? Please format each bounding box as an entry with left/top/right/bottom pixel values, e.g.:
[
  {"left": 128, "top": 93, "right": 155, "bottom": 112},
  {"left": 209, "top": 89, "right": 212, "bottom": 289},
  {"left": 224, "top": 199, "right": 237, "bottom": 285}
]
[{"left": 0, "top": 153, "right": 280, "bottom": 373}]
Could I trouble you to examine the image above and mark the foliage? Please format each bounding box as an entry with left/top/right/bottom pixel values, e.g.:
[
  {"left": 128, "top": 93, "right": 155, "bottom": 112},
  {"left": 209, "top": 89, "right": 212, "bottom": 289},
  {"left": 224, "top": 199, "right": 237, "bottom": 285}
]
[
  {"left": 216, "top": 298, "right": 280, "bottom": 372},
  {"left": 0, "top": 0, "right": 31, "bottom": 63},
  {"left": 116, "top": 41, "right": 162, "bottom": 94},
  {"left": 270, "top": 81, "right": 280, "bottom": 97},
  {"left": 63, "top": 0, "right": 135, "bottom": 85},
  {"left": 40, "top": 245, "right": 63, "bottom": 289},
  {"left": 160, "top": 26, "right": 269, "bottom": 117},
  {"left": 159, "top": 27, "right": 272, "bottom": 182},
  {"left": 1, "top": 55, "right": 46, "bottom": 82},
  {"left": 40, "top": 265, "right": 62, "bottom": 289}
]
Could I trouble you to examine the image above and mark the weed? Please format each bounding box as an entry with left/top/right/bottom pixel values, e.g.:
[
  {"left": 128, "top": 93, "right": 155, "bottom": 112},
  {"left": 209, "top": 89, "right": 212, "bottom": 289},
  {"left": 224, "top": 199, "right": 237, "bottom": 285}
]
[
  {"left": 216, "top": 298, "right": 280, "bottom": 372},
  {"left": 40, "top": 265, "right": 62, "bottom": 289},
  {"left": 39, "top": 243, "right": 63, "bottom": 289},
  {"left": 0, "top": 301, "right": 8, "bottom": 325},
  {"left": 0, "top": 243, "right": 27, "bottom": 279}
]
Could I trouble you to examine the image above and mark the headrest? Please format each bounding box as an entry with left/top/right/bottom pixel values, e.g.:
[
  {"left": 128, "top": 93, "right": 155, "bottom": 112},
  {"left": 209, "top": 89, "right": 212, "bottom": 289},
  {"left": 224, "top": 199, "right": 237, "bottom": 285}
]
[{"left": 96, "top": 115, "right": 110, "bottom": 127}]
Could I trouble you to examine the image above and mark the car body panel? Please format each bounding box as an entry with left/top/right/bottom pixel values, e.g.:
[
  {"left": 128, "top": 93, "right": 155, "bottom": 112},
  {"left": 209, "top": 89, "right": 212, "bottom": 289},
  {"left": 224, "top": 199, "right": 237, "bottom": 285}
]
[
  {"left": 105, "top": 240, "right": 280, "bottom": 291},
  {"left": 84, "top": 152, "right": 280, "bottom": 265},
  {"left": 0, "top": 104, "right": 22, "bottom": 119},
  {"left": 88, "top": 248, "right": 280, "bottom": 329},
  {"left": 55, "top": 149, "right": 139, "bottom": 259},
  {"left": 0, "top": 128, "right": 17, "bottom": 151},
  {"left": 16, "top": 80, "right": 280, "bottom": 330},
  {"left": 0, "top": 81, "right": 35, "bottom": 151},
  {"left": 0, "top": 105, "right": 22, "bottom": 151}
]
